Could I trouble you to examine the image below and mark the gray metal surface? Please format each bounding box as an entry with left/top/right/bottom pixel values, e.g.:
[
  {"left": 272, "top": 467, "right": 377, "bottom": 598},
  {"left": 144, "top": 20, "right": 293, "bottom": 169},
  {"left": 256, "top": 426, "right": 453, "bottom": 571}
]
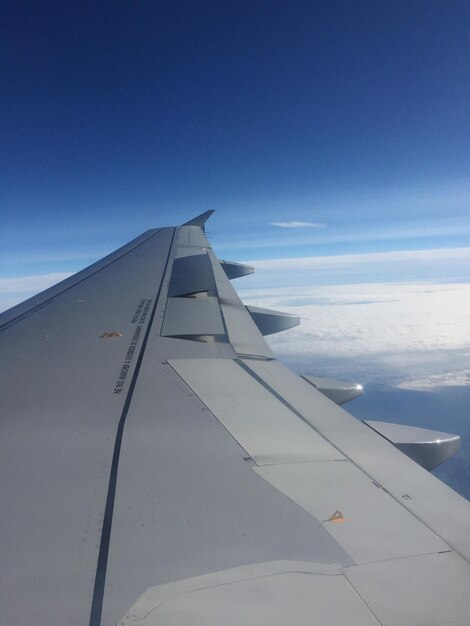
[
  {"left": 246, "top": 304, "right": 300, "bottom": 335},
  {"left": 208, "top": 248, "right": 273, "bottom": 358},
  {"left": 161, "top": 296, "right": 224, "bottom": 337},
  {"left": 169, "top": 358, "right": 344, "bottom": 465},
  {"left": 2, "top": 211, "right": 470, "bottom": 626},
  {"left": 302, "top": 375, "right": 364, "bottom": 405},
  {"left": 242, "top": 358, "right": 470, "bottom": 561},
  {"left": 255, "top": 461, "right": 448, "bottom": 564},
  {"left": 167, "top": 254, "right": 216, "bottom": 297},
  {"left": 0, "top": 227, "right": 175, "bottom": 625},
  {"left": 345, "top": 551, "right": 470, "bottom": 625},
  {"left": 364, "top": 419, "right": 460, "bottom": 469},
  {"left": 220, "top": 259, "right": 255, "bottom": 280},
  {"left": 120, "top": 562, "right": 380, "bottom": 626},
  {"left": 100, "top": 362, "right": 351, "bottom": 624}
]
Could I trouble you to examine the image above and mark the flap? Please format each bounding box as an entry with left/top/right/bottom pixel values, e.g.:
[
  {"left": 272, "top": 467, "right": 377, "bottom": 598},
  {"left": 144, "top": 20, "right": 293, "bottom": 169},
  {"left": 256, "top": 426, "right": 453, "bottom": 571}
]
[
  {"left": 168, "top": 254, "right": 216, "bottom": 297},
  {"left": 161, "top": 297, "right": 225, "bottom": 338}
]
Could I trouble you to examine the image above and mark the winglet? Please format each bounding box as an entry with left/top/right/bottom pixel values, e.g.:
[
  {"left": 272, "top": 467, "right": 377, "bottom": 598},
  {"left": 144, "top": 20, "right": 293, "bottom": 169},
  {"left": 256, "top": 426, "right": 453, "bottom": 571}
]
[{"left": 183, "top": 210, "right": 215, "bottom": 230}]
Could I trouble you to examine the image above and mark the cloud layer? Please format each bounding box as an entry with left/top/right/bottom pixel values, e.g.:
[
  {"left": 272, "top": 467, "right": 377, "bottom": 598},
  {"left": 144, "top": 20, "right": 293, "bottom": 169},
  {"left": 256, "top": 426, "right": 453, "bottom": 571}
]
[{"left": 239, "top": 281, "right": 470, "bottom": 390}]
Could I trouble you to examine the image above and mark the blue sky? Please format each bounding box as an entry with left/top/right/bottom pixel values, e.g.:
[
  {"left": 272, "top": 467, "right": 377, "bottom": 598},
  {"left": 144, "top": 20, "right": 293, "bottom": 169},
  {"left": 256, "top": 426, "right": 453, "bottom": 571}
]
[{"left": 2, "top": 0, "right": 470, "bottom": 283}]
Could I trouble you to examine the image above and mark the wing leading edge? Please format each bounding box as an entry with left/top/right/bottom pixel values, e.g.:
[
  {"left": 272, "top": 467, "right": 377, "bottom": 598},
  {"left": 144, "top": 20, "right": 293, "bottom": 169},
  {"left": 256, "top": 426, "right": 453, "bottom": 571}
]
[{"left": 1, "top": 212, "right": 470, "bottom": 626}]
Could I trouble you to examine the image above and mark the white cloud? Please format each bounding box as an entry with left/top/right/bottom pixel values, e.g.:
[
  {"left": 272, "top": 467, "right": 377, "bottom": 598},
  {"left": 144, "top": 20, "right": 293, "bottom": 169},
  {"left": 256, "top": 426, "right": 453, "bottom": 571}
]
[
  {"left": 239, "top": 281, "right": 470, "bottom": 389},
  {"left": 269, "top": 221, "right": 326, "bottom": 228},
  {"left": 397, "top": 369, "right": 470, "bottom": 391}
]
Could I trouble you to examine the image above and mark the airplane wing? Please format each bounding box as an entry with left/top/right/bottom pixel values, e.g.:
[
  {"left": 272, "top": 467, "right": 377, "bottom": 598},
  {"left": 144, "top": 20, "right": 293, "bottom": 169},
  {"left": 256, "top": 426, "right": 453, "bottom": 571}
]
[{"left": 1, "top": 212, "right": 470, "bottom": 626}]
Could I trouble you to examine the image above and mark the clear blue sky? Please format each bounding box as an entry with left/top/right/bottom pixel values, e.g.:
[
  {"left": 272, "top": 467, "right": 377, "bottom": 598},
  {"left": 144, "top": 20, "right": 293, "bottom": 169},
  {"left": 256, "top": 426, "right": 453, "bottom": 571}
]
[{"left": 2, "top": 0, "right": 470, "bottom": 279}]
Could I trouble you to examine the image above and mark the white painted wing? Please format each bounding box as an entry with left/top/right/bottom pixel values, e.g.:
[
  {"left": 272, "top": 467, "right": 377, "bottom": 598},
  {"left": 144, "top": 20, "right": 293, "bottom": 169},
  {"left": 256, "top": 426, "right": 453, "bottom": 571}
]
[{"left": 1, "top": 213, "right": 470, "bottom": 626}]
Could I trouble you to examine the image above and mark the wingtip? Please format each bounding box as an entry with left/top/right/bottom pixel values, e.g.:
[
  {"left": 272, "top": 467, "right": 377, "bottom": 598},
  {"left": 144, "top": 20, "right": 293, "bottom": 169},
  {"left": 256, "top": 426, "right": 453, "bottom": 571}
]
[{"left": 182, "top": 210, "right": 215, "bottom": 229}]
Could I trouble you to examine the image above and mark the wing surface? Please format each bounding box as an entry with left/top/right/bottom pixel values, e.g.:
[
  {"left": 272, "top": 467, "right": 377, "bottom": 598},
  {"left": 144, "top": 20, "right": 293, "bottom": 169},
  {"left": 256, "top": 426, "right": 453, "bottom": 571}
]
[{"left": 1, "top": 215, "right": 470, "bottom": 626}]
